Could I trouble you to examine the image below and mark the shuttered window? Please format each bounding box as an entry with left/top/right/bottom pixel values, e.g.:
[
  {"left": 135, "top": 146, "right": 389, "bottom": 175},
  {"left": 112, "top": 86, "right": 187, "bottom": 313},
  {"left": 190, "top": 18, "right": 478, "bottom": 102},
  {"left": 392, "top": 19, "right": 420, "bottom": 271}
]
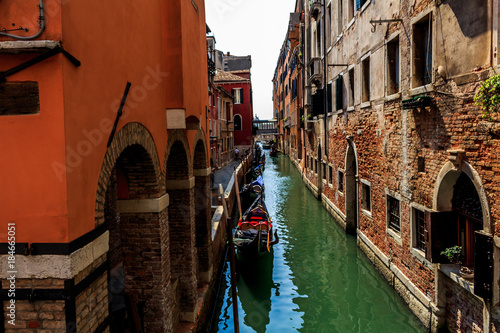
[
  {"left": 387, "top": 195, "right": 400, "bottom": 233},
  {"left": 335, "top": 75, "right": 343, "bottom": 111},
  {"left": 327, "top": 82, "right": 332, "bottom": 112}
]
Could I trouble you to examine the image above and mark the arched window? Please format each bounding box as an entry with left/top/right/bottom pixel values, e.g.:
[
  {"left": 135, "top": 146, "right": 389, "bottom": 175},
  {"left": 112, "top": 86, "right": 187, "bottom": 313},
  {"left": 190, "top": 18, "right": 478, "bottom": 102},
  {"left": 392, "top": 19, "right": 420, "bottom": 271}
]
[{"left": 234, "top": 114, "right": 242, "bottom": 131}]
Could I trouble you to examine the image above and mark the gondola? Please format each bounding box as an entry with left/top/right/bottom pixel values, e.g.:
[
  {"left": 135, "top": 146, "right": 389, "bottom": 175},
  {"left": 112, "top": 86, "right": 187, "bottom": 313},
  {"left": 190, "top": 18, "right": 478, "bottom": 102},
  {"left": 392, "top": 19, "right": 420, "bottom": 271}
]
[
  {"left": 233, "top": 195, "right": 278, "bottom": 258},
  {"left": 269, "top": 147, "right": 278, "bottom": 157},
  {"left": 240, "top": 175, "right": 264, "bottom": 211}
]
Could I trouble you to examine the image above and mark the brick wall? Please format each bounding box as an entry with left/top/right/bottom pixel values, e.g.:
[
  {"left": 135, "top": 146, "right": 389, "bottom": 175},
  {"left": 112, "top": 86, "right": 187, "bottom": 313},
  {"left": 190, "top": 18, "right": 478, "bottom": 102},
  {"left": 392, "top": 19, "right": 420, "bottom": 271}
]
[
  {"left": 3, "top": 279, "right": 66, "bottom": 332},
  {"left": 445, "top": 277, "right": 484, "bottom": 332}
]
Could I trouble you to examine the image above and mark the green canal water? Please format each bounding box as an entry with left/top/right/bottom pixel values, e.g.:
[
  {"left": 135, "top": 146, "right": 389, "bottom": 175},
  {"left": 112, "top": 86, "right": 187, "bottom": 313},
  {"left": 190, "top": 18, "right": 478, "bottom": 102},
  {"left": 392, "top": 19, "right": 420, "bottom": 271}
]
[{"left": 211, "top": 154, "right": 426, "bottom": 333}]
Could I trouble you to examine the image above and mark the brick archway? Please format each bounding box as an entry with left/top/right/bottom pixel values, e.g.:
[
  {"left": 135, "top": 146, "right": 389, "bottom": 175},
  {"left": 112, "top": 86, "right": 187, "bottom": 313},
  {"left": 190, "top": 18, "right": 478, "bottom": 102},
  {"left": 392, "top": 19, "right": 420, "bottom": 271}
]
[
  {"left": 164, "top": 129, "right": 198, "bottom": 323},
  {"left": 95, "top": 123, "right": 172, "bottom": 332},
  {"left": 192, "top": 129, "right": 212, "bottom": 283}
]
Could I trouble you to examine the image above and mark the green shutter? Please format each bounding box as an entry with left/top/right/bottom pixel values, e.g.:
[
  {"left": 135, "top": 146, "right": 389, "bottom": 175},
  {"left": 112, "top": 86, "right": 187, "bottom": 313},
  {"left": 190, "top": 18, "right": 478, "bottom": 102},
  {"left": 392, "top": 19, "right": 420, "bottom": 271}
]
[
  {"left": 335, "top": 76, "right": 343, "bottom": 111},
  {"left": 327, "top": 83, "right": 332, "bottom": 112},
  {"left": 424, "top": 211, "right": 458, "bottom": 263},
  {"left": 474, "top": 231, "right": 494, "bottom": 300}
]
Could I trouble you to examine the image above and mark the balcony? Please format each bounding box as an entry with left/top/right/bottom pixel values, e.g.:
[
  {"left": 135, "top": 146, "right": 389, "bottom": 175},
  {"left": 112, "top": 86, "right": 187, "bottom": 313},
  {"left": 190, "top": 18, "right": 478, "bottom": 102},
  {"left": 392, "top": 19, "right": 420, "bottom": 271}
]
[
  {"left": 308, "top": 57, "right": 322, "bottom": 85},
  {"left": 309, "top": 0, "right": 322, "bottom": 20}
]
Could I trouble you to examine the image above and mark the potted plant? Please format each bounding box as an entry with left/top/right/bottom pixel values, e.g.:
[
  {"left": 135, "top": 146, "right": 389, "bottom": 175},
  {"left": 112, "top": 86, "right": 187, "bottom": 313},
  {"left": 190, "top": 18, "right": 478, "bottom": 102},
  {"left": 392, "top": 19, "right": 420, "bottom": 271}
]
[{"left": 440, "top": 246, "right": 474, "bottom": 279}]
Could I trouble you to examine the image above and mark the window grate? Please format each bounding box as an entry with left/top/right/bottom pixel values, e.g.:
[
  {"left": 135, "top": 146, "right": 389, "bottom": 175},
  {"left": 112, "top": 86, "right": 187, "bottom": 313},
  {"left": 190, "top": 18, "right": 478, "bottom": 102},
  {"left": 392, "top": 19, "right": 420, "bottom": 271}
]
[
  {"left": 388, "top": 195, "right": 400, "bottom": 233},
  {"left": 415, "top": 209, "right": 426, "bottom": 251}
]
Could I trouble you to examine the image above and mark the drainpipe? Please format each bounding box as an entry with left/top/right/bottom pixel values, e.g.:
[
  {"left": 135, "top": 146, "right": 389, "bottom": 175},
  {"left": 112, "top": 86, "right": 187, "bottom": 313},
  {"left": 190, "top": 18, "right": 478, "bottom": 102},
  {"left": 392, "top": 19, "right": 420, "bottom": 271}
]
[
  {"left": 0, "top": 0, "right": 45, "bottom": 40},
  {"left": 322, "top": 0, "right": 328, "bottom": 159}
]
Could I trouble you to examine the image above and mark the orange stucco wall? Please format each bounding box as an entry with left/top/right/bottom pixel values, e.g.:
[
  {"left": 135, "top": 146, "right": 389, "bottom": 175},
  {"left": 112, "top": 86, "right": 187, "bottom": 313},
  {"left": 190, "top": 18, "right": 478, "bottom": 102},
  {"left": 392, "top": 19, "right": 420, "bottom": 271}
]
[{"left": 0, "top": 0, "right": 209, "bottom": 243}]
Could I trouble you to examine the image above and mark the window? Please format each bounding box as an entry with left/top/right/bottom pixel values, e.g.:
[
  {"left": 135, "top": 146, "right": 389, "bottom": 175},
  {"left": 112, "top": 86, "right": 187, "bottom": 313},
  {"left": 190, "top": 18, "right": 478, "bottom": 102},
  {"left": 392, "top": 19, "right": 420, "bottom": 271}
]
[
  {"left": 217, "top": 98, "right": 221, "bottom": 119},
  {"left": 412, "top": 14, "right": 432, "bottom": 88},
  {"left": 361, "top": 57, "right": 370, "bottom": 103},
  {"left": 418, "top": 156, "right": 425, "bottom": 173},
  {"left": 315, "top": 159, "right": 318, "bottom": 173},
  {"left": 356, "top": 0, "right": 368, "bottom": 10},
  {"left": 335, "top": 75, "right": 344, "bottom": 111},
  {"left": 387, "top": 195, "right": 401, "bottom": 233},
  {"left": 329, "top": 165, "right": 333, "bottom": 184},
  {"left": 327, "top": 4, "right": 332, "bottom": 48},
  {"left": 316, "top": 21, "right": 322, "bottom": 57},
  {"left": 338, "top": 171, "right": 344, "bottom": 192},
  {"left": 234, "top": 114, "right": 242, "bottom": 131},
  {"left": 337, "top": 0, "right": 343, "bottom": 36},
  {"left": 327, "top": 82, "right": 332, "bottom": 112},
  {"left": 387, "top": 37, "right": 400, "bottom": 95},
  {"left": 232, "top": 88, "right": 243, "bottom": 104},
  {"left": 348, "top": 68, "right": 354, "bottom": 107},
  {"left": 323, "top": 163, "right": 327, "bottom": 180},
  {"left": 413, "top": 208, "right": 426, "bottom": 252},
  {"left": 361, "top": 182, "right": 371, "bottom": 212}
]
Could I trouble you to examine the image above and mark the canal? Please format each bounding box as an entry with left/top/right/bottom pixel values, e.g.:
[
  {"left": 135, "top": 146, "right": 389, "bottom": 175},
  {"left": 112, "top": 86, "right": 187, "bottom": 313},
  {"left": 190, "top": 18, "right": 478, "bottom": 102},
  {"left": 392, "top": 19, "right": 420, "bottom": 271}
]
[{"left": 210, "top": 154, "right": 426, "bottom": 333}]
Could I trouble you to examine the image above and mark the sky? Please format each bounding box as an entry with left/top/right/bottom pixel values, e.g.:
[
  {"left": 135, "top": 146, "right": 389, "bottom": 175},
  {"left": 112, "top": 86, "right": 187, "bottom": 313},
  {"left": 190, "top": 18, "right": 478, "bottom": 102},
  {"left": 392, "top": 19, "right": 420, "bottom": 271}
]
[{"left": 205, "top": 0, "right": 297, "bottom": 120}]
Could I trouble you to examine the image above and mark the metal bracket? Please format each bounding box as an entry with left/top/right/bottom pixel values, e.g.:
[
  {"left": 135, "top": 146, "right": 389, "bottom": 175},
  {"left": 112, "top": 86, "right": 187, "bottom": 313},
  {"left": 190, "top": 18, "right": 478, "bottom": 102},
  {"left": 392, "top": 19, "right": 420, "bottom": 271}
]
[
  {"left": 0, "top": 46, "right": 81, "bottom": 82},
  {"left": 107, "top": 82, "right": 132, "bottom": 147},
  {"left": 369, "top": 18, "right": 402, "bottom": 33}
]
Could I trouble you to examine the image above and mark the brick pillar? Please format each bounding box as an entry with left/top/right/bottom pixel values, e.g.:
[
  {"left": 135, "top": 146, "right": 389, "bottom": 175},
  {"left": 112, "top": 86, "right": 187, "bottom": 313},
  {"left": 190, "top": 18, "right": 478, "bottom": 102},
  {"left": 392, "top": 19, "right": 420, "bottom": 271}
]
[
  {"left": 194, "top": 168, "right": 213, "bottom": 284},
  {"left": 166, "top": 178, "right": 198, "bottom": 322},
  {"left": 116, "top": 195, "right": 172, "bottom": 332}
]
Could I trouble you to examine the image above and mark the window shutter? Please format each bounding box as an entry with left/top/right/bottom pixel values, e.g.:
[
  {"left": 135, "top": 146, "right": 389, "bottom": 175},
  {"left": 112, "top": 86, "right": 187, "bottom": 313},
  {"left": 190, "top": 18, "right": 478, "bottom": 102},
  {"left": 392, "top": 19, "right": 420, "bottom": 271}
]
[
  {"left": 327, "top": 82, "right": 332, "bottom": 112},
  {"left": 240, "top": 88, "right": 244, "bottom": 104},
  {"left": 231, "top": 89, "right": 235, "bottom": 104},
  {"left": 474, "top": 231, "right": 493, "bottom": 300},
  {"left": 425, "top": 211, "right": 458, "bottom": 262},
  {"left": 312, "top": 89, "right": 324, "bottom": 116},
  {"left": 335, "top": 76, "right": 343, "bottom": 111}
]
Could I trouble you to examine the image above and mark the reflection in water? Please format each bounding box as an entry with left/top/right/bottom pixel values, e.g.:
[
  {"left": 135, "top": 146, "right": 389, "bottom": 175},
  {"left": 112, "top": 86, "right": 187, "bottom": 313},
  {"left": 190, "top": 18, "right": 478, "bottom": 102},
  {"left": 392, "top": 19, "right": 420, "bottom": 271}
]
[
  {"left": 236, "top": 251, "right": 275, "bottom": 333},
  {"left": 213, "top": 154, "right": 425, "bottom": 333}
]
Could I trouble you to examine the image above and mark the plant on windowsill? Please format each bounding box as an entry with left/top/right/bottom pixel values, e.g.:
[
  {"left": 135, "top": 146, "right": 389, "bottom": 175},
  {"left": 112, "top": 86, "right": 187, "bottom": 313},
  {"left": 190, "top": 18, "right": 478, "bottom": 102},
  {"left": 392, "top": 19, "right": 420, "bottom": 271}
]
[
  {"left": 474, "top": 74, "right": 500, "bottom": 121},
  {"left": 440, "top": 246, "right": 474, "bottom": 279}
]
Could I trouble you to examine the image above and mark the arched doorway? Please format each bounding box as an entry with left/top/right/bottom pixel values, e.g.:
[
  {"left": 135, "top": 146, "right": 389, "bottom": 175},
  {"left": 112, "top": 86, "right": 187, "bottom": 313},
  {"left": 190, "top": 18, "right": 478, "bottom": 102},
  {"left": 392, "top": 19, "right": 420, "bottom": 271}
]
[
  {"left": 433, "top": 161, "right": 491, "bottom": 267},
  {"left": 97, "top": 123, "right": 171, "bottom": 332},
  {"left": 165, "top": 131, "right": 198, "bottom": 323},
  {"left": 345, "top": 139, "right": 358, "bottom": 233}
]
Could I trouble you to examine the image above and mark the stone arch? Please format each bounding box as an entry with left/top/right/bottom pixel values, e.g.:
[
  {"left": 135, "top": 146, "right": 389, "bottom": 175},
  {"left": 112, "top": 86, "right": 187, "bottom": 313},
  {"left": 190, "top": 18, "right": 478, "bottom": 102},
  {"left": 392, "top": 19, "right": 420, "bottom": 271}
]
[
  {"left": 95, "top": 123, "right": 164, "bottom": 225},
  {"left": 95, "top": 122, "right": 172, "bottom": 332},
  {"left": 164, "top": 129, "right": 198, "bottom": 323},
  {"left": 344, "top": 137, "right": 359, "bottom": 233},
  {"left": 192, "top": 129, "right": 212, "bottom": 283},
  {"left": 434, "top": 161, "right": 491, "bottom": 233}
]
